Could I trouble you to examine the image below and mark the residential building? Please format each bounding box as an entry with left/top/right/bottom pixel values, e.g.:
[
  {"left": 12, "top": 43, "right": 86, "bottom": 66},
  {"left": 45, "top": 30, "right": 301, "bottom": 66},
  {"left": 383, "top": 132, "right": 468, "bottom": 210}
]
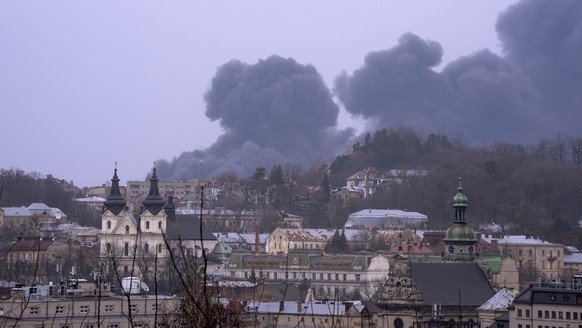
[
  {"left": 73, "top": 195, "right": 106, "bottom": 212},
  {"left": 511, "top": 282, "right": 582, "bottom": 328},
  {"left": 344, "top": 208, "right": 428, "bottom": 230},
  {"left": 225, "top": 250, "right": 390, "bottom": 300},
  {"left": 0, "top": 203, "right": 67, "bottom": 227},
  {"left": 0, "top": 282, "right": 178, "bottom": 328},
  {"left": 481, "top": 234, "right": 565, "bottom": 280},
  {"left": 0, "top": 237, "right": 73, "bottom": 284},
  {"left": 243, "top": 300, "right": 366, "bottom": 328}
]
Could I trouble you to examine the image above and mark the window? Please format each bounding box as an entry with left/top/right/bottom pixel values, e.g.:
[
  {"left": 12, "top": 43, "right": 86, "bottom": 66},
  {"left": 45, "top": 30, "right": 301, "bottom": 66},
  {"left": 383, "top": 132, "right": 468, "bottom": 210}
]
[
  {"left": 529, "top": 249, "right": 533, "bottom": 256},
  {"left": 146, "top": 221, "right": 150, "bottom": 230},
  {"left": 56, "top": 306, "right": 64, "bottom": 314},
  {"left": 573, "top": 312, "right": 578, "bottom": 320},
  {"left": 124, "top": 243, "right": 129, "bottom": 256},
  {"left": 108, "top": 325, "right": 119, "bottom": 328},
  {"left": 130, "top": 304, "right": 137, "bottom": 313},
  {"left": 152, "top": 303, "right": 159, "bottom": 312},
  {"left": 343, "top": 274, "right": 347, "bottom": 281},
  {"left": 567, "top": 312, "right": 571, "bottom": 320},
  {"left": 538, "top": 310, "right": 542, "bottom": 318},
  {"left": 551, "top": 311, "right": 556, "bottom": 319},
  {"left": 144, "top": 243, "right": 149, "bottom": 254},
  {"left": 558, "top": 311, "right": 563, "bottom": 319},
  {"left": 526, "top": 309, "right": 530, "bottom": 317},
  {"left": 30, "top": 306, "right": 39, "bottom": 314},
  {"left": 105, "top": 305, "right": 114, "bottom": 312},
  {"left": 544, "top": 311, "right": 549, "bottom": 318},
  {"left": 355, "top": 274, "right": 361, "bottom": 282},
  {"left": 80, "top": 305, "right": 89, "bottom": 314},
  {"left": 518, "top": 309, "right": 523, "bottom": 317},
  {"left": 106, "top": 243, "right": 112, "bottom": 253},
  {"left": 158, "top": 244, "right": 163, "bottom": 253},
  {"left": 158, "top": 221, "right": 162, "bottom": 229},
  {"left": 125, "top": 225, "right": 129, "bottom": 234},
  {"left": 107, "top": 221, "right": 111, "bottom": 229}
]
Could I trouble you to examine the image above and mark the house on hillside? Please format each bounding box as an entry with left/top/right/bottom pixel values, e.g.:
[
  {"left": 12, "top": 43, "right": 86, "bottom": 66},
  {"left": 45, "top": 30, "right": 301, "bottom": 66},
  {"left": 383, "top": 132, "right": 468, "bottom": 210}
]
[
  {"left": 344, "top": 209, "right": 428, "bottom": 230},
  {"left": 0, "top": 203, "right": 67, "bottom": 227}
]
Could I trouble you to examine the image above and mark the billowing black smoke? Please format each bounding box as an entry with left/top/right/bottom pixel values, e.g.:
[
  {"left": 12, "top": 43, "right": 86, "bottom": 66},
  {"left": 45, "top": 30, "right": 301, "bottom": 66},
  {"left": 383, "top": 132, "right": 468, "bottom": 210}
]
[
  {"left": 158, "top": 0, "right": 581, "bottom": 180},
  {"left": 157, "top": 56, "right": 353, "bottom": 180},
  {"left": 496, "top": 0, "right": 582, "bottom": 134},
  {"left": 335, "top": 0, "right": 581, "bottom": 145}
]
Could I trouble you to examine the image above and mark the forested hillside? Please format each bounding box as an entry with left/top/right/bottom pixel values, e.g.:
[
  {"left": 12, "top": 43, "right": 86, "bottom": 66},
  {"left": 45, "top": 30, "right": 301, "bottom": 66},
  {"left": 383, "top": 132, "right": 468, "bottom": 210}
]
[{"left": 328, "top": 128, "right": 582, "bottom": 247}]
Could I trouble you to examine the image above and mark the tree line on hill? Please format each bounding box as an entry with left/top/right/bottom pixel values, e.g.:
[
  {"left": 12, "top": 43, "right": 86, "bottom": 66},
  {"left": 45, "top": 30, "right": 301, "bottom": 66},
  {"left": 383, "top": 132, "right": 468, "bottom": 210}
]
[
  {"left": 327, "top": 128, "right": 582, "bottom": 248},
  {"left": 3, "top": 128, "right": 582, "bottom": 248}
]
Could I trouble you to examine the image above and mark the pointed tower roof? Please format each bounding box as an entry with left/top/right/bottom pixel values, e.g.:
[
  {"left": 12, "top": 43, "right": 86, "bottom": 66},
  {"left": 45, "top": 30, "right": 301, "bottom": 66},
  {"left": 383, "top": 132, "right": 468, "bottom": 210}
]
[
  {"left": 142, "top": 162, "right": 166, "bottom": 215},
  {"left": 103, "top": 163, "right": 127, "bottom": 215}
]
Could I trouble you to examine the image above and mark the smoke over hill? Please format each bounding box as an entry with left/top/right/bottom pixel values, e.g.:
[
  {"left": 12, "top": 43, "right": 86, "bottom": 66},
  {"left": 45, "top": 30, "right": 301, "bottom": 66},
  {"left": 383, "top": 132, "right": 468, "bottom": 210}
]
[{"left": 158, "top": 0, "right": 582, "bottom": 181}]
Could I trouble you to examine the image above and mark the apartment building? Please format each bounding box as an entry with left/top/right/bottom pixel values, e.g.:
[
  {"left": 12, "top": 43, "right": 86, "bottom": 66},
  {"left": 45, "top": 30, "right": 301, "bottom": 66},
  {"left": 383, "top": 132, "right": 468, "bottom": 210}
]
[
  {"left": 511, "top": 283, "right": 582, "bottom": 328},
  {"left": 225, "top": 250, "right": 390, "bottom": 300},
  {"left": 0, "top": 290, "right": 177, "bottom": 328},
  {"left": 482, "top": 235, "right": 565, "bottom": 280}
]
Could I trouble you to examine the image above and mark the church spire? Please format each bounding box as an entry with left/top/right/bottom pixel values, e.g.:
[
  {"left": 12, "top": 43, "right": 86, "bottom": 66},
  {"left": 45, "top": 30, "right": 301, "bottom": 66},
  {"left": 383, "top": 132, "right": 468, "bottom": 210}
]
[
  {"left": 103, "top": 162, "right": 127, "bottom": 215},
  {"left": 453, "top": 177, "right": 468, "bottom": 224},
  {"left": 142, "top": 162, "right": 166, "bottom": 215}
]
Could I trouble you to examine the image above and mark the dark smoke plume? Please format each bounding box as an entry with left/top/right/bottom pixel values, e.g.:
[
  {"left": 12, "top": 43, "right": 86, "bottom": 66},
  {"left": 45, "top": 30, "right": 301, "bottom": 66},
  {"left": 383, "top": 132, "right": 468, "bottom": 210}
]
[
  {"left": 335, "top": 33, "right": 542, "bottom": 145},
  {"left": 335, "top": 0, "right": 581, "bottom": 145},
  {"left": 496, "top": 0, "right": 582, "bottom": 135},
  {"left": 157, "top": 56, "right": 353, "bottom": 180},
  {"left": 158, "top": 0, "right": 582, "bottom": 180}
]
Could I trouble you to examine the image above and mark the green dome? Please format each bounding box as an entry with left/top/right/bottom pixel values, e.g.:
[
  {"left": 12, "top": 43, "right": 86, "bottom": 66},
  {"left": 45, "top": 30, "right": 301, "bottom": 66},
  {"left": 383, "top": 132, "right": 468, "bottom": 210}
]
[{"left": 445, "top": 225, "right": 476, "bottom": 241}]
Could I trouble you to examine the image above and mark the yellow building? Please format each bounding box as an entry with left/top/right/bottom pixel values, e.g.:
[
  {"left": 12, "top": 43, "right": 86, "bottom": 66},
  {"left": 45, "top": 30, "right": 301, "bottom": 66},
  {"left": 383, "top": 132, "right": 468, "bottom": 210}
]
[{"left": 482, "top": 234, "right": 565, "bottom": 280}]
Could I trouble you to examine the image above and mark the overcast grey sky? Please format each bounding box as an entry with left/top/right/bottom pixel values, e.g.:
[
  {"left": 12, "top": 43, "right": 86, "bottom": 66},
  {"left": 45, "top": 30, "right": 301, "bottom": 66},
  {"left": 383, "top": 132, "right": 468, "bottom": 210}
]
[{"left": 1, "top": 1, "right": 516, "bottom": 187}]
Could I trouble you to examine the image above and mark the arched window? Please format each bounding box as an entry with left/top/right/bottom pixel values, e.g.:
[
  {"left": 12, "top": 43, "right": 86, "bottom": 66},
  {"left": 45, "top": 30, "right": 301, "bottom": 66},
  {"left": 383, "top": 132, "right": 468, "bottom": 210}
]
[
  {"left": 144, "top": 243, "right": 149, "bottom": 254},
  {"left": 125, "top": 225, "right": 130, "bottom": 234},
  {"left": 107, "top": 221, "right": 111, "bottom": 229},
  {"left": 145, "top": 221, "right": 150, "bottom": 230},
  {"left": 158, "top": 221, "right": 162, "bottom": 229}
]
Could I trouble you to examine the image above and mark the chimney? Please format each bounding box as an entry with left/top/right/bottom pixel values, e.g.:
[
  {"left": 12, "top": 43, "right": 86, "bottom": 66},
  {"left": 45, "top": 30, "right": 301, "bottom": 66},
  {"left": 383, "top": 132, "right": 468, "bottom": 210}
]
[{"left": 491, "top": 239, "right": 498, "bottom": 252}]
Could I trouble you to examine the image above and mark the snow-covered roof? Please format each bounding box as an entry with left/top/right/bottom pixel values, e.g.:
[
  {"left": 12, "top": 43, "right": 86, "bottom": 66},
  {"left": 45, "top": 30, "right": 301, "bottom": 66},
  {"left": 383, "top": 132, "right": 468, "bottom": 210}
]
[
  {"left": 478, "top": 288, "right": 514, "bottom": 311},
  {"left": 345, "top": 209, "right": 427, "bottom": 228},
  {"left": 481, "top": 235, "right": 560, "bottom": 246},
  {"left": 246, "top": 300, "right": 363, "bottom": 316},
  {"left": 564, "top": 252, "right": 582, "bottom": 264},
  {"left": 74, "top": 196, "right": 106, "bottom": 202},
  {"left": 1, "top": 203, "right": 67, "bottom": 219}
]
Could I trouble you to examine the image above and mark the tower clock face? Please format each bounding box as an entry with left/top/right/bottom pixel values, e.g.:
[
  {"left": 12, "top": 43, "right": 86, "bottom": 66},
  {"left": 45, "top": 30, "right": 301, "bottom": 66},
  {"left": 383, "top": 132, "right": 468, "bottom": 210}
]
[{"left": 449, "top": 245, "right": 454, "bottom": 253}]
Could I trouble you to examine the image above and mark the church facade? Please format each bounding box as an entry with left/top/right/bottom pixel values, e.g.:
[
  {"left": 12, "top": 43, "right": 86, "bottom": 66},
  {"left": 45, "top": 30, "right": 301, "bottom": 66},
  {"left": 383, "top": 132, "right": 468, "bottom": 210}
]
[{"left": 99, "top": 165, "right": 217, "bottom": 289}]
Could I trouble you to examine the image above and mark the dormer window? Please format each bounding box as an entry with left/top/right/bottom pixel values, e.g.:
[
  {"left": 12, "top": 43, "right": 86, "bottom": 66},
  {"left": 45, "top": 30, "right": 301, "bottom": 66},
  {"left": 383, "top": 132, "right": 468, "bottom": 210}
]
[
  {"left": 158, "top": 221, "right": 162, "bottom": 229},
  {"left": 146, "top": 221, "right": 150, "bottom": 230},
  {"left": 125, "top": 225, "right": 130, "bottom": 234},
  {"left": 107, "top": 221, "right": 111, "bottom": 229}
]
